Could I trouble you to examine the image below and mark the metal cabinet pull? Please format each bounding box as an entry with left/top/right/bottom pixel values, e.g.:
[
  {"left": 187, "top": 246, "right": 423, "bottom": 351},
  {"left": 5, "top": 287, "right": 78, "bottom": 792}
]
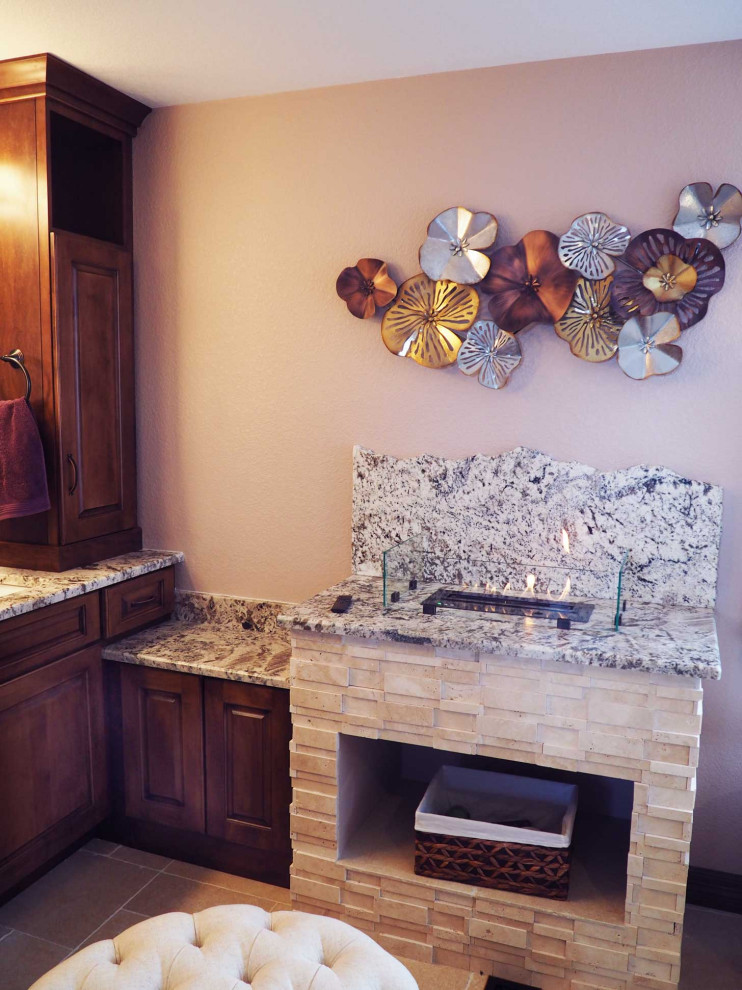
[
  {"left": 129, "top": 595, "right": 157, "bottom": 609},
  {"left": 67, "top": 453, "right": 78, "bottom": 495}
]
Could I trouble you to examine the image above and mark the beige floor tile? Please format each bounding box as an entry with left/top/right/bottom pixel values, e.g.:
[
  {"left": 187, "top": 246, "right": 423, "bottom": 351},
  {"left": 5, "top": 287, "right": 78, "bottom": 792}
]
[
  {"left": 83, "top": 838, "right": 120, "bottom": 856},
  {"left": 111, "top": 845, "right": 173, "bottom": 871},
  {"left": 164, "top": 859, "right": 291, "bottom": 905},
  {"left": 75, "top": 909, "right": 150, "bottom": 951},
  {"left": 0, "top": 850, "right": 156, "bottom": 948},
  {"left": 0, "top": 931, "right": 69, "bottom": 990},
  {"left": 680, "top": 905, "right": 742, "bottom": 990},
  {"left": 125, "top": 873, "right": 277, "bottom": 917}
]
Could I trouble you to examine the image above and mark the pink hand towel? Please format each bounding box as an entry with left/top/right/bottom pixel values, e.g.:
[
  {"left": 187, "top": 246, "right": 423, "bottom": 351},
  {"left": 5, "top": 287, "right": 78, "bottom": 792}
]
[{"left": 0, "top": 398, "right": 50, "bottom": 521}]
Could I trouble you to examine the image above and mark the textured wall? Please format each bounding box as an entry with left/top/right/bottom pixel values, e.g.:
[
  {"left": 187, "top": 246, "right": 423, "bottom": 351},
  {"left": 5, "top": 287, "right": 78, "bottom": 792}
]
[{"left": 133, "top": 40, "right": 742, "bottom": 872}]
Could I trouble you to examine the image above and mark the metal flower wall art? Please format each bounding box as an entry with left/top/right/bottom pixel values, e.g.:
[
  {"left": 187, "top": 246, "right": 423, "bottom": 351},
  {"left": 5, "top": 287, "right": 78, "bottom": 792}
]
[
  {"left": 419, "top": 207, "right": 498, "bottom": 284},
  {"left": 335, "top": 181, "right": 740, "bottom": 387},
  {"left": 336, "top": 259, "right": 397, "bottom": 319}
]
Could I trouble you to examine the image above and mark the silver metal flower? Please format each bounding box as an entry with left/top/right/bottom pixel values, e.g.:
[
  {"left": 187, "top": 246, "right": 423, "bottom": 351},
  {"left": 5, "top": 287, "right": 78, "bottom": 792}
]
[
  {"left": 419, "top": 207, "right": 498, "bottom": 284},
  {"left": 558, "top": 212, "right": 630, "bottom": 280},
  {"left": 616, "top": 312, "right": 682, "bottom": 381},
  {"left": 673, "top": 182, "right": 742, "bottom": 249},
  {"left": 457, "top": 321, "right": 522, "bottom": 389}
]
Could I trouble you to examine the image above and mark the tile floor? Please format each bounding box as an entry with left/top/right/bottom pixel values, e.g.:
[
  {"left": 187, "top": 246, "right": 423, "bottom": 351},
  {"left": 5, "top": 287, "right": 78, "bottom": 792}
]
[{"left": 0, "top": 842, "right": 739, "bottom": 990}]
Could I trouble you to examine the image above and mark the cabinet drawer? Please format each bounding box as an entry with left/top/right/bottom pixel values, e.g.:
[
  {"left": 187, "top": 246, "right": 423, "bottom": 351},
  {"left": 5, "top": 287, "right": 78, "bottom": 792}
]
[
  {"left": 103, "top": 568, "right": 175, "bottom": 640},
  {"left": 0, "top": 594, "right": 101, "bottom": 684}
]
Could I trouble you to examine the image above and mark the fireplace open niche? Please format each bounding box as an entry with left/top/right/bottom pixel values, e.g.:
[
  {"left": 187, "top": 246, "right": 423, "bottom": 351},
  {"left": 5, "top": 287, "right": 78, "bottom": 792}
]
[{"left": 337, "top": 733, "right": 632, "bottom": 925}]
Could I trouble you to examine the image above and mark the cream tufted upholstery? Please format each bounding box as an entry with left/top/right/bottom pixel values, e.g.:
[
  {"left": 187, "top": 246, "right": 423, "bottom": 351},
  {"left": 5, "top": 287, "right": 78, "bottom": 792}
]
[{"left": 30, "top": 905, "right": 418, "bottom": 990}]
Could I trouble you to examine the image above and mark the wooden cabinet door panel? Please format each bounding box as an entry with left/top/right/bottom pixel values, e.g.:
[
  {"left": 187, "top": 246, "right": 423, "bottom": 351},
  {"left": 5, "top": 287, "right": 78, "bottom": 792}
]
[
  {"left": 204, "top": 680, "right": 290, "bottom": 851},
  {"left": 51, "top": 231, "right": 136, "bottom": 544},
  {"left": 120, "top": 666, "right": 205, "bottom": 832},
  {"left": 0, "top": 646, "right": 107, "bottom": 871}
]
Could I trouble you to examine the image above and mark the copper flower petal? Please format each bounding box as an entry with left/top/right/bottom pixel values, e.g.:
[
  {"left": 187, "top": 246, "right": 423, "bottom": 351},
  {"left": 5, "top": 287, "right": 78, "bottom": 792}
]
[
  {"left": 336, "top": 259, "right": 397, "bottom": 319},
  {"left": 419, "top": 207, "right": 499, "bottom": 284},
  {"left": 612, "top": 229, "right": 724, "bottom": 331},
  {"left": 523, "top": 231, "right": 580, "bottom": 322},
  {"left": 381, "top": 274, "right": 478, "bottom": 368},
  {"left": 554, "top": 276, "right": 622, "bottom": 362},
  {"left": 482, "top": 232, "right": 578, "bottom": 333},
  {"left": 673, "top": 181, "right": 742, "bottom": 249},
  {"left": 617, "top": 313, "right": 682, "bottom": 380},
  {"left": 457, "top": 321, "right": 522, "bottom": 389}
]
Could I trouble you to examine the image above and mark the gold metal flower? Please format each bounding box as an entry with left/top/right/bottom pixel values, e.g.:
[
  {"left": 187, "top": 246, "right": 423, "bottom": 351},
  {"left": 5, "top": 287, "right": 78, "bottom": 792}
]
[
  {"left": 381, "top": 274, "right": 479, "bottom": 368},
  {"left": 554, "top": 277, "right": 623, "bottom": 362}
]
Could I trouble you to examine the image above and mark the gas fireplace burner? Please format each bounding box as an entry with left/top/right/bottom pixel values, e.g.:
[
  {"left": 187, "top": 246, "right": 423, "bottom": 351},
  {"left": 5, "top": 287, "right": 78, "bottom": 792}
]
[{"left": 420, "top": 588, "right": 594, "bottom": 629}]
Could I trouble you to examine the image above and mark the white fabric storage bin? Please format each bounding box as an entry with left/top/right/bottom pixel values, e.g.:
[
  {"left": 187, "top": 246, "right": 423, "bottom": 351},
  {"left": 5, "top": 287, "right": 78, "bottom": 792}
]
[{"left": 415, "top": 765, "right": 578, "bottom": 849}]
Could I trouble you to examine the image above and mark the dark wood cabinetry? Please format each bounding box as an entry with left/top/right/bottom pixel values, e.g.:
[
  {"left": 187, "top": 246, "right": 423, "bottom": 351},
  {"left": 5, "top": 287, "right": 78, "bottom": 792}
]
[
  {"left": 0, "top": 645, "right": 107, "bottom": 896},
  {"left": 109, "top": 665, "right": 291, "bottom": 885},
  {"left": 0, "top": 567, "right": 175, "bottom": 899},
  {"left": 205, "top": 679, "right": 291, "bottom": 852},
  {"left": 0, "top": 54, "right": 149, "bottom": 570},
  {"left": 120, "top": 666, "right": 205, "bottom": 832}
]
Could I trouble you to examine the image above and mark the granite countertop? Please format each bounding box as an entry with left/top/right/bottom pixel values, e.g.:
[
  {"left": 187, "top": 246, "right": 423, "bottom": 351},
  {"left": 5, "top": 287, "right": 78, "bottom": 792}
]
[
  {"left": 279, "top": 575, "right": 721, "bottom": 680},
  {"left": 0, "top": 549, "right": 185, "bottom": 622},
  {"left": 102, "top": 593, "right": 291, "bottom": 689}
]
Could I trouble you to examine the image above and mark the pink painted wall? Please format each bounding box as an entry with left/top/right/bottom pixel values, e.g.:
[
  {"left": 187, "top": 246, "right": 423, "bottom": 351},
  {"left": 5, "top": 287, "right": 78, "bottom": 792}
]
[{"left": 133, "top": 40, "right": 742, "bottom": 872}]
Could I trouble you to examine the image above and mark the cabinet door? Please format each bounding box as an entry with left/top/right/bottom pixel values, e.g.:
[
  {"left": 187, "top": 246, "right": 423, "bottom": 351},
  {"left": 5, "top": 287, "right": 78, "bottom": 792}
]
[
  {"left": 51, "top": 231, "right": 136, "bottom": 544},
  {"left": 120, "top": 665, "right": 205, "bottom": 832},
  {"left": 204, "top": 680, "right": 291, "bottom": 852},
  {"left": 0, "top": 645, "right": 107, "bottom": 896}
]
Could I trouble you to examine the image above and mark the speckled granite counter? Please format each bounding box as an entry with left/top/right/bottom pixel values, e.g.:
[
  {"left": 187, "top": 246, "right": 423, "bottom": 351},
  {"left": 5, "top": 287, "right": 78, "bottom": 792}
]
[
  {"left": 102, "top": 592, "right": 291, "bottom": 688},
  {"left": 0, "top": 549, "right": 184, "bottom": 621},
  {"left": 279, "top": 574, "right": 721, "bottom": 679}
]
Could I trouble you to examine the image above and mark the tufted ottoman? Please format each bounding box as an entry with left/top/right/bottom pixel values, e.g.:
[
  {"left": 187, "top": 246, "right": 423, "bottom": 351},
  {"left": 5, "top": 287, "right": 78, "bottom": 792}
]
[{"left": 30, "top": 904, "right": 418, "bottom": 990}]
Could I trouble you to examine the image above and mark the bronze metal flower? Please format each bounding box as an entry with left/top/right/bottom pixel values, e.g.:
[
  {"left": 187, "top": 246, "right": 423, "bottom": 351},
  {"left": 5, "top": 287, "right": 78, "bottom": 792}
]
[
  {"left": 616, "top": 313, "right": 682, "bottom": 380},
  {"left": 558, "top": 212, "right": 630, "bottom": 280},
  {"left": 419, "top": 207, "right": 498, "bottom": 284},
  {"left": 457, "top": 321, "right": 522, "bottom": 389},
  {"left": 554, "top": 276, "right": 623, "bottom": 362},
  {"left": 481, "top": 231, "right": 579, "bottom": 333},
  {"left": 610, "top": 229, "right": 725, "bottom": 331},
  {"left": 381, "top": 274, "right": 479, "bottom": 368},
  {"left": 673, "top": 182, "right": 742, "bottom": 249},
  {"left": 336, "top": 259, "right": 397, "bottom": 319}
]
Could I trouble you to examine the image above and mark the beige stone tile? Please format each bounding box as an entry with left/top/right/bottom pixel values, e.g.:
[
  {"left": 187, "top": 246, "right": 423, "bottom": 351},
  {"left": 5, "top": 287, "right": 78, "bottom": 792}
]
[
  {"left": 126, "top": 872, "right": 276, "bottom": 916},
  {"left": 164, "top": 859, "right": 291, "bottom": 905},
  {"left": 111, "top": 845, "right": 173, "bottom": 870},
  {"left": 75, "top": 908, "right": 149, "bottom": 950},
  {"left": 0, "top": 850, "right": 155, "bottom": 948},
  {"left": 396, "top": 954, "right": 482, "bottom": 989},
  {"left": 0, "top": 931, "right": 68, "bottom": 990}
]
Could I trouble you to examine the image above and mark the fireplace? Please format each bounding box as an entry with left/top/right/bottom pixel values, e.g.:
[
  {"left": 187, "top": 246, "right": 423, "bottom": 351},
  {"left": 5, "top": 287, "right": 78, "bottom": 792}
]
[{"left": 282, "top": 448, "right": 720, "bottom": 989}]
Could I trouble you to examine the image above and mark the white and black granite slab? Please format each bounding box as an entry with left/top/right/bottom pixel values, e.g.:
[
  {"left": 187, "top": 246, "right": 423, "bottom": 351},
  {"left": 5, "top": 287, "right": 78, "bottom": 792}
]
[
  {"left": 279, "top": 575, "right": 721, "bottom": 680},
  {"left": 352, "top": 447, "right": 723, "bottom": 609},
  {"left": 102, "top": 619, "right": 291, "bottom": 689},
  {"left": 0, "top": 549, "right": 185, "bottom": 622}
]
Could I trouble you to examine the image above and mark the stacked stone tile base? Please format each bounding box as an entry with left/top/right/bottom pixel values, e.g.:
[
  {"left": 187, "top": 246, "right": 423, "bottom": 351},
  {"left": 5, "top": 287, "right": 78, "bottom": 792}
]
[{"left": 289, "top": 631, "right": 702, "bottom": 990}]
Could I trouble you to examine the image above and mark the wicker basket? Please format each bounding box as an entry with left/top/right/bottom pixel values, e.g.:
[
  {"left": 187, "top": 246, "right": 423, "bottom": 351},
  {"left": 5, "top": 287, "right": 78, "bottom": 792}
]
[{"left": 413, "top": 766, "right": 577, "bottom": 900}]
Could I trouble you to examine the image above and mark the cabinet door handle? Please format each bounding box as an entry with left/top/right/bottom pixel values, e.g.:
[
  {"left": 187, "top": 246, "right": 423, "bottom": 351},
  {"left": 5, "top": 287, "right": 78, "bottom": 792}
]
[
  {"left": 67, "top": 453, "right": 78, "bottom": 495},
  {"left": 129, "top": 595, "right": 157, "bottom": 608}
]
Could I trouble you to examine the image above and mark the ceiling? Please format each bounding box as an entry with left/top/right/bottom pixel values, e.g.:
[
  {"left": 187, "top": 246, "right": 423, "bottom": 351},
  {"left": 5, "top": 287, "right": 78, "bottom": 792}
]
[{"left": 2, "top": 0, "right": 741, "bottom": 108}]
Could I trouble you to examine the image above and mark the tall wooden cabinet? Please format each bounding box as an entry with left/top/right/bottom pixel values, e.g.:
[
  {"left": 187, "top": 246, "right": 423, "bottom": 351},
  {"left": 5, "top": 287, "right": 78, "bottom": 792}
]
[{"left": 0, "top": 54, "right": 149, "bottom": 570}]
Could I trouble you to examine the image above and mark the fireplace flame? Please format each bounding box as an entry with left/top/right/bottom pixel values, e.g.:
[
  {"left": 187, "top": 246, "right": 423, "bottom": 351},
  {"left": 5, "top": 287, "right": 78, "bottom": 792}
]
[
  {"left": 561, "top": 528, "right": 570, "bottom": 553},
  {"left": 558, "top": 576, "right": 572, "bottom": 600},
  {"left": 526, "top": 573, "right": 536, "bottom": 595}
]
